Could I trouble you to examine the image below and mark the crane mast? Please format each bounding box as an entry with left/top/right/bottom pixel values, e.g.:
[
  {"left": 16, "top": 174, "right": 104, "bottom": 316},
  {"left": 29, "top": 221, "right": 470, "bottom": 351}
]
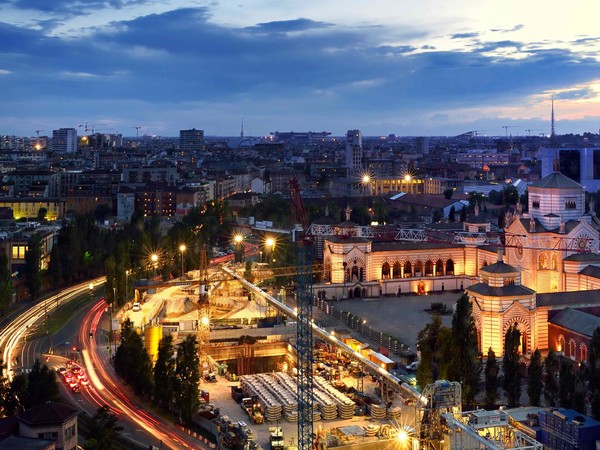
[{"left": 289, "top": 177, "right": 314, "bottom": 450}]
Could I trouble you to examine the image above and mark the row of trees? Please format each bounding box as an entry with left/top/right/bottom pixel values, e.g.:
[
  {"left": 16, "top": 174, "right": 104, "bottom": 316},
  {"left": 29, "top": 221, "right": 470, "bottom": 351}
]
[
  {"left": 417, "top": 297, "right": 600, "bottom": 418},
  {"left": 113, "top": 319, "right": 201, "bottom": 423},
  {"left": 416, "top": 294, "right": 481, "bottom": 407}
]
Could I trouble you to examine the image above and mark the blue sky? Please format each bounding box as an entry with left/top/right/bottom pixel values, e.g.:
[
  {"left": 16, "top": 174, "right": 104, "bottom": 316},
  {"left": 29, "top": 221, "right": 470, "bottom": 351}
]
[{"left": 1, "top": 0, "right": 600, "bottom": 137}]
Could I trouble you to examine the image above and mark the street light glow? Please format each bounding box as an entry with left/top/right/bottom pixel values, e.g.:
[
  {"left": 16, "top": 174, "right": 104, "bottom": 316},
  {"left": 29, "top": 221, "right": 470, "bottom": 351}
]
[
  {"left": 265, "top": 237, "right": 275, "bottom": 248},
  {"left": 179, "top": 244, "right": 186, "bottom": 253},
  {"left": 201, "top": 316, "right": 210, "bottom": 326},
  {"left": 150, "top": 253, "right": 158, "bottom": 263},
  {"left": 234, "top": 234, "right": 244, "bottom": 244},
  {"left": 397, "top": 429, "right": 408, "bottom": 443},
  {"left": 404, "top": 174, "right": 411, "bottom": 182},
  {"left": 362, "top": 174, "right": 370, "bottom": 183}
]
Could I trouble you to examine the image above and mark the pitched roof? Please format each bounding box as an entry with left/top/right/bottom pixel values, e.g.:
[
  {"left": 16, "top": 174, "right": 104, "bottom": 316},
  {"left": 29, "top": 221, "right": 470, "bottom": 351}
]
[
  {"left": 549, "top": 308, "right": 600, "bottom": 337},
  {"left": 467, "top": 283, "right": 535, "bottom": 297},
  {"left": 518, "top": 218, "right": 580, "bottom": 234},
  {"left": 481, "top": 261, "right": 519, "bottom": 274},
  {"left": 578, "top": 266, "right": 600, "bottom": 279},
  {"left": 372, "top": 241, "right": 463, "bottom": 251},
  {"left": 529, "top": 172, "right": 583, "bottom": 189},
  {"left": 564, "top": 253, "right": 600, "bottom": 262},
  {"left": 536, "top": 289, "right": 600, "bottom": 307},
  {"left": 18, "top": 402, "right": 78, "bottom": 427}
]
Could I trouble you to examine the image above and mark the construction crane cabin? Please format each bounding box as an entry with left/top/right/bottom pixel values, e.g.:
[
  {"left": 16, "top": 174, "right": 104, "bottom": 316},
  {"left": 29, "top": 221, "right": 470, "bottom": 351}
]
[{"left": 289, "top": 177, "right": 315, "bottom": 450}]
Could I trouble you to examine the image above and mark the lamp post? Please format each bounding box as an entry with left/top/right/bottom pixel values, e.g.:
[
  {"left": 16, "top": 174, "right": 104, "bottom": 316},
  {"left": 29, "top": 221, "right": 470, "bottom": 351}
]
[
  {"left": 234, "top": 234, "right": 244, "bottom": 263},
  {"left": 179, "top": 244, "right": 186, "bottom": 278},
  {"left": 265, "top": 237, "right": 275, "bottom": 265},
  {"left": 125, "top": 270, "right": 130, "bottom": 304},
  {"left": 150, "top": 253, "right": 158, "bottom": 279}
]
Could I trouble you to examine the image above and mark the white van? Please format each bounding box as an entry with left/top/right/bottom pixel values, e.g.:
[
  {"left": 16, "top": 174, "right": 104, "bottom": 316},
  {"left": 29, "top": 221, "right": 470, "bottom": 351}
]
[{"left": 132, "top": 302, "right": 141, "bottom": 312}]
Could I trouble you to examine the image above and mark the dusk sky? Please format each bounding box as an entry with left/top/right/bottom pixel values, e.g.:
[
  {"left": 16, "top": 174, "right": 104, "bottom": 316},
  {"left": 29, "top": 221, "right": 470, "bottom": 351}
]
[{"left": 1, "top": 0, "right": 600, "bottom": 137}]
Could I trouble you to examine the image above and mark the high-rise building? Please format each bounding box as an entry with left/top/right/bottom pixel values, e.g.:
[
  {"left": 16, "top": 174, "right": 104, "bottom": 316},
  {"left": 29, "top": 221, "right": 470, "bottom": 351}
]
[
  {"left": 179, "top": 128, "right": 205, "bottom": 153},
  {"left": 52, "top": 128, "right": 78, "bottom": 153},
  {"left": 345, "top": 129, "right": 362, "bottom": 173}
]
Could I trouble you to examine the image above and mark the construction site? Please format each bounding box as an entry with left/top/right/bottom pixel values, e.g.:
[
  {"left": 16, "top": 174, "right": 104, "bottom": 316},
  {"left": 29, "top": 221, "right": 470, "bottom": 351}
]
[{"left": 117, "top": 177, "right": 551, "bottom": 450}]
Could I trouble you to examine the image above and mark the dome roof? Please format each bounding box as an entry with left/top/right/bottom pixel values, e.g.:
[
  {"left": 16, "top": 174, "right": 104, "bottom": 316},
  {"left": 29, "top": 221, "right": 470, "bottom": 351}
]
[
  {"left": 481, "top": 261, "right": 519, "bottom": 274},
  {"left": 530, "top": 172, "right": 583, "bottom": 189}
]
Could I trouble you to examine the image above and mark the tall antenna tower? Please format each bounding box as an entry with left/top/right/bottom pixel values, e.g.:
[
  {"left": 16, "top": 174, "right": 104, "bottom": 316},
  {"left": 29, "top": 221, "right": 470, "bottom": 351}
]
[
  {"left": 240, "top": 117, "right": 244, "bottom": 139},
  {"left": 551, "top": 95, "right": 556, "bottom": 138}
]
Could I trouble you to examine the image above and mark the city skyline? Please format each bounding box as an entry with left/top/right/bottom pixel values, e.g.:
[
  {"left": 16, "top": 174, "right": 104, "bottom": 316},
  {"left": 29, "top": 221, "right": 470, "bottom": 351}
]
[{"left": 1, "top": 1, "right": 600, "bottom": 137}]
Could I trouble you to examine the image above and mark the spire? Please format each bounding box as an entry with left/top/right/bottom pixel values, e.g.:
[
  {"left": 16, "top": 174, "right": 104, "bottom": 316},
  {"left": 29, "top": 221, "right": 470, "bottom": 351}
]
[
  {"left": 551, "top": 95, "right": 556, "bottom": 138},
  {"left": 552, "top": 148, "right": 560, "bottom": 172},
  {"left": 345, "top": 205, "right": 352, "bottom": 221},
  {"left": 240, "top": 117, "right": 244, "bottom": 139}
]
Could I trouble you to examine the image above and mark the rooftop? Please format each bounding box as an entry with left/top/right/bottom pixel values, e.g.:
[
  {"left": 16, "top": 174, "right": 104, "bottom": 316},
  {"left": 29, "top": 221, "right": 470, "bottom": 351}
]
[
  {"left": 467, "top": 283, "right": 535, "bottom": 297},
  {"left": 549, "top": 308, "right": 600, "bottom": 337},
  {"left": 536, "top": 289, "right": 600, "bottom": 307},
  {"left": 529, "top": 171, "right": 583, "bottom": 190},
  {"left": 18, "top": 402, "right": 78, "bottom": 427}
]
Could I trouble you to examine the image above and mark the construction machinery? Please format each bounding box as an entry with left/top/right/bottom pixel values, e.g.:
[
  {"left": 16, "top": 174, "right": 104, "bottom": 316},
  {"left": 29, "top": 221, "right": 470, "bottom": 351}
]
[
  {"left": 417, "top": 380, "right": 462, "bottom": 450},
  {"left": 289, "top": 177, "right": 314, "bottom": 450},
  {"left": 269, "top": 426, "right": 285, "bottom": 450}
]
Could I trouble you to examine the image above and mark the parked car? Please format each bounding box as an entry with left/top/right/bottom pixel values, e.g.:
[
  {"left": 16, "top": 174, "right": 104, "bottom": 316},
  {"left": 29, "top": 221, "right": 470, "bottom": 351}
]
[
  {"left": 132, "top": 302, "right": 141, "bottom": 312},
  {"left": 406, "top": 361, "right": 420, "bottom": 372}
]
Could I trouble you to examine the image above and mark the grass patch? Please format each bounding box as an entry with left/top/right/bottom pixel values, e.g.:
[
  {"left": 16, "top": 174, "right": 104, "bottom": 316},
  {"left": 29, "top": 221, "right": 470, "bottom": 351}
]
[{"left": 28, "top": 293, "right": 95, "bottom": 340}]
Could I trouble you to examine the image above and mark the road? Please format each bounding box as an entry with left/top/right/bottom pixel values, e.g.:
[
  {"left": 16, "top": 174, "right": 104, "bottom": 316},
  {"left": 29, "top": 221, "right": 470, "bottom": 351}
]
[{"left": 79, "top": 299, "right": 207, "bottom": 450}]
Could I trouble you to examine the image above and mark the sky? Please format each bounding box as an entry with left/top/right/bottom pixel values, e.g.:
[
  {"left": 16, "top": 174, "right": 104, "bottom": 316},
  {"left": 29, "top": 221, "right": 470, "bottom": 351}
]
[{"left": 1, "top": 0, "right": 600, "bottom": 138}]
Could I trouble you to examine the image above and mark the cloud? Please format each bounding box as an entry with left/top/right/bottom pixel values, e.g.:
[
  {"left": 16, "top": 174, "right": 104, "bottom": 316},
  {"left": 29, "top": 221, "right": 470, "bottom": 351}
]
[
  {"left": 554, "top": 87, "right": 597, "bottom": 100},
  {"left": 451, "top": 32, "right": 479, "bottom": 39},
  {"left": 248, "top": 18, "right": 332, "bottom": 33},
  {"left": 0, "top": 69, "right": 11, "bottom": 74},
  {"left": 0, "top": 4, "right": 600, "bottom": 135},
  {"left": 491, "top": 24, "right": 524, "bottom": 33}
]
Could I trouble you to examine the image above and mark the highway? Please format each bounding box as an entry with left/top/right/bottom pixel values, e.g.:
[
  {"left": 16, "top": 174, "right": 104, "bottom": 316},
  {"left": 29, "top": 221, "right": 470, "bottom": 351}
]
[
  {"left": 79, "top": 299, "right": 206, "bottom": 450},
  {"left": 0, "top": 279, "right": 103, "bottom": 380}
]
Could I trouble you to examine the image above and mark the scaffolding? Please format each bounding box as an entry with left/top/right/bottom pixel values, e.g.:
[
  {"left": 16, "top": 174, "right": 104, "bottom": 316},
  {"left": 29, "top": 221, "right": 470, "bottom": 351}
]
[
  {"left": 442, "top": 410, "right": 543, "bottom": 450},
  {"left": 418, "top": 380, "right": 462, "bottom": 450}
]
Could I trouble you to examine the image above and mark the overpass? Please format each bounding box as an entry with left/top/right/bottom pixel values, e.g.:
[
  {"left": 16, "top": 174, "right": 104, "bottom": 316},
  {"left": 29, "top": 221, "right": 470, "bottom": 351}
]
[{"left": 220, "top": 265, "right": 423, "bottom": 403}]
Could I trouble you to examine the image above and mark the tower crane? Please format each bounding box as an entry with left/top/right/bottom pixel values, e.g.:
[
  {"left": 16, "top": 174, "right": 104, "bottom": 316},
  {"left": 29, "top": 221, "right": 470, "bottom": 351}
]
[
  {"left": 525, "top": 128, "right": 542, "bottom": 136},
  {"left": 132, "top": 126, "right": 142, "bottom": 139},
  {"left": 289, "top": 177, "right": 314, "bottom": 450},
  {"left": 502, "top": 125, "right": 520, "bottom": 137},
  {"left": 197, "top": 244, "right": 210, "bottom": 364}
]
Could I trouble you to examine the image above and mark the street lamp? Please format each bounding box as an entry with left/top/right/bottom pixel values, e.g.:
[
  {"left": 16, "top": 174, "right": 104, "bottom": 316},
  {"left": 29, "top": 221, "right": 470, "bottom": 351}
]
[
  {"left": 265, "top": 237, "right": 276, "bottom": 264},
  {"left": 233, "top": 234, "right": 244, "bottom": 263},
  {"left": 125, "top": 270, "right": 130, "bottom": 303},
  {"left": 179, "top": 244, "right": 186, "bottom": 278},
  {"left": 150, "top": 253, "right": 158, "bottom": 279}
]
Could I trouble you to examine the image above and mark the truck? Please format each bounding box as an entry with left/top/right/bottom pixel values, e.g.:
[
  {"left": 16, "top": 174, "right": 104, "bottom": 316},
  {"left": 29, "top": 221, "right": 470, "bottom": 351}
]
[
  {"left": 231, "top": 386, "right": 245, "bottom": 403},
  {"left": 269, "top": 427, "right": 285, "bottom": 450},
  {"left": 241, "top": 397, "right": 264, "bottom": 424}
]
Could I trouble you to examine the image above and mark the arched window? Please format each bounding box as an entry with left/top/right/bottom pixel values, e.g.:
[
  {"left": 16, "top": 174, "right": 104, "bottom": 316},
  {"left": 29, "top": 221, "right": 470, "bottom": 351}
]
[
  {"left": 558, "top": 335, "right": 566, "bottom": 353},
  {"left": 436, "top": 259, "right": 444, "bottom": 276},
  {"left": 581, "top": 344, "right": 588, "bottom": 362},
  {"left": 393, "top": 262, "right": 402, "bottom": 279},
  {"left": 538, "top": 253, "right": 547, "bottom": 269},
  {"left": 382, "top": 262, "right": 391, "bottom": 280},
  {"left": 551, "top": 254, "right": 558, "bottom": 271},
  {"left": 415, "top": 261, "right": 423, "bottom": 276},
  {"left": 446, "top": 259, "right": 455, "bottom": 275},
  {"left": 503, "top": 277, "right": 515, "bottom": 286},
  {"left": 404, "top": 261, "right": 412, "bottom": 278},
  {"left": 425, "top": 260, "right": 434, "bottom": 276},
  {"left": 569, "top": 339, "right": 576, "bottom": 360},
  {"left": 351, "top": 265, "right": 359, "bottom": 282}
]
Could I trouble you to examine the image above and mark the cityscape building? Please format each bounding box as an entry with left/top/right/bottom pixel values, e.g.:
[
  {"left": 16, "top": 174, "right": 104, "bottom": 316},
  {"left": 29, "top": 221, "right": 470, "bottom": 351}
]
[
  {"left": 345, "top": 129, "right": 363, "bottom": 173},
  {"left": 51, "top": 128, "right": 78, "bottom": 153},
  {"left": 179, "top": 128, "right": 205, "bottom": 153}
]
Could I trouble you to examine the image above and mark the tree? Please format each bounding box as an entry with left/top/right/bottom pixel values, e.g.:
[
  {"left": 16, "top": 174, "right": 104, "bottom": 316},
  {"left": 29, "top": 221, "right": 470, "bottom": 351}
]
[
  {"left": 485, "top": 348, "right": 499, "bottom": 407},
  {"left": 503, "top": 186, "right": 520, "bottom": 206},
  {"left": 84, "top": 405, "right": 123, "bottom": 450},
  {"left": 416, "top": 315, "right": 449, "bottom": 388},
  {"left": 459, "top": 206, "right": 467, "bottom": 222},
  {"left": 0, "top": 360, "right": 11, "bottom": 416},
  {"left": 26, "top": 359, "right": 60, "bottom": 408},
  {"left": 36, "top": 207, "right": 47, "bottom": 222},
  {"left": 527, "top": 349, "right": 543, "bottom": 406},
  {"left": 502, "top": 324, "right": 522, "bottom": 407},
  {"left": 543, "top": 349, "right": 560, "bottom": 407},
  {"left": 448, "top": 206, "right": 456, "bottom": 222},
  {"left": 558, "top": 360, "right": 575, "bottom": 408},
  {"left": 448, "top": 294, "right": 480, "bottom": 407},
  {"left": 114, "top": 319, "right": 153, "bottom": 397},
  {"left": 0, "top": 254, "right": 13, "bottom": 316},
  {"left": 153, "top": 335, "right": 176, "bottom": 412},
  {"left": 174, "top": 335, "right": 200, "bottom": 423},
  {"left": 432, "top": 210, "right": 443, "bottom": 223},
  {"left": 24, "top": 233, "right": 43, "bottom": 300}
]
